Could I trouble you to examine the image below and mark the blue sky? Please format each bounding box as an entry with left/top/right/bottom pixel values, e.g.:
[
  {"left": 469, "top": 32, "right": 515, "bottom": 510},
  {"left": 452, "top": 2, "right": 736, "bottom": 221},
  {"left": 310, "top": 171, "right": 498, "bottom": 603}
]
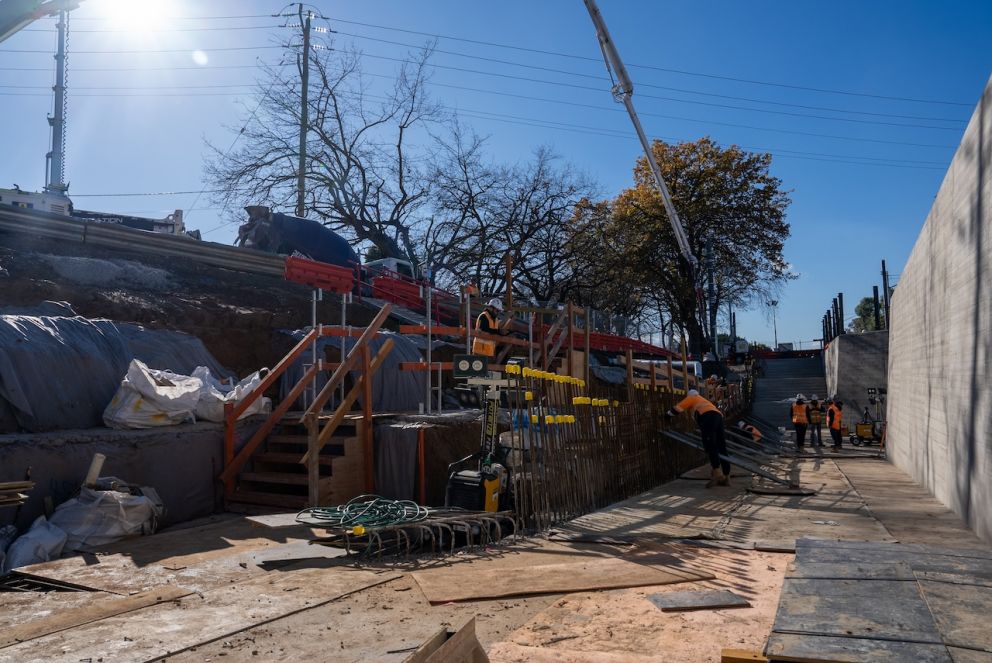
[{"left": 1, "top": 0, "right": 990, "bottom": 347}]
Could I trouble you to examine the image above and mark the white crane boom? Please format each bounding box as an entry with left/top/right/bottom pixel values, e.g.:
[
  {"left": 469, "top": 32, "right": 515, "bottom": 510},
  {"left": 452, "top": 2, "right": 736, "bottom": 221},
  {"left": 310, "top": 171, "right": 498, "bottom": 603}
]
[{"left": 582, "top": 0, "right": 696, "bottom": 269}]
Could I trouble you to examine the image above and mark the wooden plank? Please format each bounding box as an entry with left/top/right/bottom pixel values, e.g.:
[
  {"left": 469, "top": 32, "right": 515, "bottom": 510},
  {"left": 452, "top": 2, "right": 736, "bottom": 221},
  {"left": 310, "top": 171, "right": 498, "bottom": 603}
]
[
  {"left": 764, "top": 633, "right": 953, "bottom": 663},
  {"left": 786, "top": 561, "right": 916, "bottom": 580},
  {"left": 0, "top": 567, "right": 400, "bottom": 661},
  {"left": 773, "top": 578, "right": 943, "bottom": 644},
  {"left": 404, "top": 617, "right": 489, "bottom": 663},
  {"left": 720, "top": 649, "right": 768, "bottom": 663},
  {"left": 919, "top": 579, "right": 992, "bottom": 653},
  {"left": 0, "top": 585, "right": 192, "bottom": 649},
  {"left": 754, "top": 540, "right": 796, "bottom": 553},
  {"left": 246, "top": 512, "right": 307, "bottom": 529},
  {"left": 411, "top": 556, "right": 713, "bottom": 604},
  {"left": 647, "top": 589, "right": 750, "bottom": 612}
]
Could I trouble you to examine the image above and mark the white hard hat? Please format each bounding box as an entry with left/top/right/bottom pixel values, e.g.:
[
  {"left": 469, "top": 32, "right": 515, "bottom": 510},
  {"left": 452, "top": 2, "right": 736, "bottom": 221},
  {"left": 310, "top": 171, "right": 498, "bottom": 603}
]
[
  {"left": 688, "top": 389, "right": 699, "bottom": 397},
  {"left": 811, "top": 394, "right": 819, "bottom": 400},
  {"left": 796, "top": 393, "right": 805, "bottom": 401},
  {"left": 737, "top": 421, "right": 746, "bottom": 429},
  {"left": 487, "top": 298, "right": 503, "bottom": 312}
]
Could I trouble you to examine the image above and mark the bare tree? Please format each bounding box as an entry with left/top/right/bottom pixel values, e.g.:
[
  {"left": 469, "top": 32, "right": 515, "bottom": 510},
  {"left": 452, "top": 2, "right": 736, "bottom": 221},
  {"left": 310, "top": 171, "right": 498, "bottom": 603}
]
[
  {"left": 424, "top": 140, "right": 594, "bottom": 302},
  {"left": 206, "top": 38, "right": 442, "bottom": 262}
]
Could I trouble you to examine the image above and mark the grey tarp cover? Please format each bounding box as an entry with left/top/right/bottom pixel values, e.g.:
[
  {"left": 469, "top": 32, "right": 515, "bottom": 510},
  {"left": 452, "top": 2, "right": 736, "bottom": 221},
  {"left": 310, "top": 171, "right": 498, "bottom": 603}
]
[
  {"left": 279, "top": 330, "right": 427, "bottom": 412},
  {"left": 373, "top": 423, "right": 420, "bottom": 501},
  {"left": 0, "top": 313, "right": 232, "bottom": 433}
]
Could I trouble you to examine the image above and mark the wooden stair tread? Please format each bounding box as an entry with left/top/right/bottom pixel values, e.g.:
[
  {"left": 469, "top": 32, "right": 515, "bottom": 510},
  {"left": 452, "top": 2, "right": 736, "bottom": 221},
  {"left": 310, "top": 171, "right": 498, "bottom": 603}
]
[
  {"left": 240, "top": 471, "right": 310, "bottom": 486},
  {"left": 254, "top": 452, "right": 334, "bottom": 466},
  {"left": 227, "top": 490, "right": 308, "bottom": 509}
]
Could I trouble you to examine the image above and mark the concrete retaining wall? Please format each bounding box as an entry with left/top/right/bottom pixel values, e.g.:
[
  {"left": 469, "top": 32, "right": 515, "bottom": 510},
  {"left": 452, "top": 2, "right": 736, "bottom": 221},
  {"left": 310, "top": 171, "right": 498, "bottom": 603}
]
[
  {"left": 824, "top": 331, "right": 889, "bottom": 420},
  {"left": 0, "top": 418, "right": 261, "bottom": 531},
  {"left": 887, "top": 75, "right": 992, "bottom": 543}
]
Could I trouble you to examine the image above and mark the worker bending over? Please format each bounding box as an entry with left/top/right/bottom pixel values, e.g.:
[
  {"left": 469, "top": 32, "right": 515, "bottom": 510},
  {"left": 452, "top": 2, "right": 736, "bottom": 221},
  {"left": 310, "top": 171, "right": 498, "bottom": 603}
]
[{"left": 667, "top": 390, "right": 731, "bottom": 487}]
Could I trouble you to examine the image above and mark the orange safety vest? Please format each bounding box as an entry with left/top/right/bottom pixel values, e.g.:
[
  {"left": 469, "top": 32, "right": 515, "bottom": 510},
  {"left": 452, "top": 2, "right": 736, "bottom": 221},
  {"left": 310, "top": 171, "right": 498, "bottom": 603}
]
[
  {"left": 675, "top": 393, "right": 720, "bottom": 416},
  {"left": 828, "top": 404, "right": 843, "bottom": 430},
  {"left": 791, "top": 403, "right": 808, "bottom": 425},
  {"left": 809, "top": 406, "right": 823, "bottom": 425},
  {"left": 475, "top": 310, "right": 498, "bottom": 333}
]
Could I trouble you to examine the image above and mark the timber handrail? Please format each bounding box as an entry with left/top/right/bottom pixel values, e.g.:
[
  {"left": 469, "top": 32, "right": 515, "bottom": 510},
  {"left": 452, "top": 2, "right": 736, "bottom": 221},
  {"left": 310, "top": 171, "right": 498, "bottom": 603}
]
[
  {"left": 220, "top": 362, "right": 319, "bottom": 490},
  {"left": 221, "top": 327, "right": 320, "bottom": 493},
  {"left": 300, "top": 303, "right": 392, "bottom": 423},
  {"left": 301, "top": 337, "right": 395, "bottom": 464}
]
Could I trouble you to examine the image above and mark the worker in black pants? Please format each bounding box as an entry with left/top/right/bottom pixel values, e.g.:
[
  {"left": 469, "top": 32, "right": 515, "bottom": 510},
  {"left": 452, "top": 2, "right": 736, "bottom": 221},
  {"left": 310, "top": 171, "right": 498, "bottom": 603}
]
[
  {"left": 828, "top": 399, "right": 845, "bottom": 450},
  {"left": 667, "top": 390, "right": 731, "bottom": 487},
  {"left": 791, "top": 394, "right": 810, "bottom": 450}
]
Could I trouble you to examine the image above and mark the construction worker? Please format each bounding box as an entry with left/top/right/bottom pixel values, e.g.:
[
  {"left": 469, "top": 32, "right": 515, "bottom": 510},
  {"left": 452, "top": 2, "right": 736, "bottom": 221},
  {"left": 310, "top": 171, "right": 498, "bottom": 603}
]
[
  {"left": 828, "top": 398, "right": 844, "bottom": 450},
  {"left": 666, "top": 389, "right": 730, "bottom": 487},
  {"left": 737, "top": 420, "right": 762, "bottom": 443},
  {"left": 476, "top": 299, "right": 508, "bottom": 335},
  {"left": 791, "top": 394, "right": 810, "bottom": 450},
  {"left": 808, "top": 395, "right": 824, "bottom": 447}
]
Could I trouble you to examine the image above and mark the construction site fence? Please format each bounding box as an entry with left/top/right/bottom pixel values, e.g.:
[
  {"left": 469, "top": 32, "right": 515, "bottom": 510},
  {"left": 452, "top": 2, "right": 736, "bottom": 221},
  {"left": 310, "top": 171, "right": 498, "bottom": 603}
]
[{"left": 499, "top": 366, "right": 750, "bottom": 533}]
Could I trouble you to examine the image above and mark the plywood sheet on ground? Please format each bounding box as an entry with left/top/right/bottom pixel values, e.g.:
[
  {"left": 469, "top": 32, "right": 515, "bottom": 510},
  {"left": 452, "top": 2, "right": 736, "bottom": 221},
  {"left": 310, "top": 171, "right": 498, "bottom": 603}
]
[
  {"left": 764, "top": 633, "right": 952, "bottom": 663},
  {"left": 766, "top": 539, "right": 992, "bottom": 663},
  {"left": 919, "top": 579, "right": 992, "bottom": 653},
  {"left": 12, "top": 516, "right": 319, "bottom": 594},
  {"left": 488, "top": 642, "right": 662, "bottom": 662},
  {"left": 551, "top": 478, "right": 746, "bottom": 541},
  {"left": 412, "top": 555, "right": 713, "bottom": 604},
  {"left": 0, "top": 586, "right": 191, "bottom": 649},
  {"left": 500, "top": 545, "right": 788, "bottom": 663},
  {"left": 834, "top": 460, "right": 988, "bottom": 549},
  {"left": 0, "top": 566, "right": 399, "bottom": 663},
  {"left": 647, "top": 589, "right": 749, "bottom": 612},
  {"left": 772, "top": 577, "right": 942, "bottom": 643}
]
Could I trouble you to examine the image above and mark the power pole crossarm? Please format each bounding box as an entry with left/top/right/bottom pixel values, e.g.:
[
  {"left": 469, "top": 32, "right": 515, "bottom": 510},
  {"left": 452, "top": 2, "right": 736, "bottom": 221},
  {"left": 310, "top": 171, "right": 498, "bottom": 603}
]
[{"left": 582, "top": 0, "right": 696, "bottom": 269}]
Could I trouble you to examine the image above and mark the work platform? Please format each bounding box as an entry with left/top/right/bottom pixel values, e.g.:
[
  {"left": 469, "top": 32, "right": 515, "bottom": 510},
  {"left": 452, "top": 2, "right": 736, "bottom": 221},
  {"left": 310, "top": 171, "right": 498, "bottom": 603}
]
[{"left": 1, "top": 451, "right": 986, "bottom": 663}]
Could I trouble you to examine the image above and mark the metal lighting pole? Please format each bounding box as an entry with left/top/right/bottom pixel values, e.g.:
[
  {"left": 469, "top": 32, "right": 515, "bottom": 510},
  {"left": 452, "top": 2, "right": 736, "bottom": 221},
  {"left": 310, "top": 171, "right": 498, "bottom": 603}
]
[
  {"left": 45, "top": 5, "right": 68, "bottom": 194},
  {"left": 769, "top": 300, "right": 779, "bottom": 350}
]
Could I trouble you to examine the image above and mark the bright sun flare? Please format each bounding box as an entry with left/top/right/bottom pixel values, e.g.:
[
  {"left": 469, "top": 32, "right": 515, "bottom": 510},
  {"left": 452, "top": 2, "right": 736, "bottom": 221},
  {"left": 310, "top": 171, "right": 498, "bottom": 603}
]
[{"left": 99, "top": 0, "right": 170, "bottom": 33}]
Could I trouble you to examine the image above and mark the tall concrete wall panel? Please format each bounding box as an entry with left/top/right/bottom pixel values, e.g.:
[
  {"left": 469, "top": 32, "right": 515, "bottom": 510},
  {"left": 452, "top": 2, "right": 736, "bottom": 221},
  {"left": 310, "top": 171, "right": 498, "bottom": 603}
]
[
  {"left": 887, "top": 75, "right": 992, "bottom": 542},
  {"left": 824, "top": 331, "right": 888, "bottom": 420}
]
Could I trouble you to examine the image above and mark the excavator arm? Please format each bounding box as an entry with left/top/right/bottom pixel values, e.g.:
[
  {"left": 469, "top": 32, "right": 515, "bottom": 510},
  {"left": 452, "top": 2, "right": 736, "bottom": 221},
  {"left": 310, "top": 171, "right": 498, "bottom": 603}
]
[{"left": 0, "top": 0, "right": 80, "bottom": 43}]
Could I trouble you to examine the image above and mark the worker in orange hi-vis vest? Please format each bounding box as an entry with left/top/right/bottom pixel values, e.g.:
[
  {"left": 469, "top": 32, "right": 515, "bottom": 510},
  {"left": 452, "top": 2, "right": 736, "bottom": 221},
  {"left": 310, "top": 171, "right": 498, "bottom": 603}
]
[
  {"left": 827, "top": 398, "right": 845, "bottom": 451},
  {"left": 790, "top": 394, "right": 810, "bottom": 450},
  {"left": 666, "top": 389, "right": 730, "bottom": 487},
  {"left": 807, "top": 394, "right": 825, "bottom": 448},
  {"left": 737, "top": 420, "right": 763, "bottom": 443}
]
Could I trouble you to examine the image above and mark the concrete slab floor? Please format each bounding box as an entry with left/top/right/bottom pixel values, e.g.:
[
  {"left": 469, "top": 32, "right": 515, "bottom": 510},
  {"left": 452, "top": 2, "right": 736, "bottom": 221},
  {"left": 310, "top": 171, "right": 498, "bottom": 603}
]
[{"left": 2, "top": 457, "right": 986, "bottom": 663}]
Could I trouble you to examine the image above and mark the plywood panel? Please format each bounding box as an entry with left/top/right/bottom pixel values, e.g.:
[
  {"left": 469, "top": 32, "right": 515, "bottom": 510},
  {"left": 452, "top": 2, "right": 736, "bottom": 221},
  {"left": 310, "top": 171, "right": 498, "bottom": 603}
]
[{"left": 412, "top": 556, "right": 712, "bottom": 604}]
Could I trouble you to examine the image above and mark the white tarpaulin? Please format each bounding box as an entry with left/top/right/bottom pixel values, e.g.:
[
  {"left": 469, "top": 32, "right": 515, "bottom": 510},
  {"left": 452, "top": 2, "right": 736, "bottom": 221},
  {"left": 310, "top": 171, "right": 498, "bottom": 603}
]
[
  {"left": 103, "top": 359, "right": 270, "bottom": 429},
  {"left": 48, "top": 484, "right": 164, "bottom": 552}
]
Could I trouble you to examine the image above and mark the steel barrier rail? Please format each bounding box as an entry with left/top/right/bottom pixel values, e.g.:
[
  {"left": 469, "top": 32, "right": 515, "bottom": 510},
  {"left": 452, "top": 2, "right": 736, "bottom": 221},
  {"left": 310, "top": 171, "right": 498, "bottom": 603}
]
[{"left": 0, "top": 207, "right": 287, "bottom": 277}]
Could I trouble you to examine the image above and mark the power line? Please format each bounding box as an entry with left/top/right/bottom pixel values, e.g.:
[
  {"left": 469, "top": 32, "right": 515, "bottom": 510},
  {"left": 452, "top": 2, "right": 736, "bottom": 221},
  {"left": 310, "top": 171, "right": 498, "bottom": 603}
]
[
  {"left": 23, "top": 25, "right": 283, "bottom": 33},
  {"left": 335, "top": 30, "right": 966, "bottom": 126},
  {"left": 0, "top": 45, "right": 286, "bottom": 54},
  {"left": 71, "top": 189, "right": 226, "bottom": 197},
  {"left": 356, "top": 55, "right": 957, "bottom": 148},
  {"left": 329, "top": 17, "right": 973, "bottom": 107},
  {"left": 64, "top": 13, "right": 279, "bottom": 22}
]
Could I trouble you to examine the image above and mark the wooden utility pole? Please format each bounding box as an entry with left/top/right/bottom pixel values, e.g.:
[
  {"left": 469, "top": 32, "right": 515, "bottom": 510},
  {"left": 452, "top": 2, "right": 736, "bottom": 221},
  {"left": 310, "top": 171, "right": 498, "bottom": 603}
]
[{"left": 296, "top": 5, "right": 312, "bottom": 218}]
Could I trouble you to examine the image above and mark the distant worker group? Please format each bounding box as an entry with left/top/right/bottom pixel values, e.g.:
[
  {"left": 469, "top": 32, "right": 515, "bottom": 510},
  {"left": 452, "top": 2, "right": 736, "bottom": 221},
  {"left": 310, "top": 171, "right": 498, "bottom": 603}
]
[{"left": 791, "top": 393, "right": 843, "bottom": 451}]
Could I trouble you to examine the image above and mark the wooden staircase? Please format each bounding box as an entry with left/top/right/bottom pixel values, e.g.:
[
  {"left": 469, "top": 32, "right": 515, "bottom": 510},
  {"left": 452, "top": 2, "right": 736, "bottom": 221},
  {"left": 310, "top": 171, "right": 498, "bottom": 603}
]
[
  {"left": 228, "top": 416, "right": 366, "bottom": 509},
  {"left": 219, "top": 304, "right": 394, "bottom": 510}
]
